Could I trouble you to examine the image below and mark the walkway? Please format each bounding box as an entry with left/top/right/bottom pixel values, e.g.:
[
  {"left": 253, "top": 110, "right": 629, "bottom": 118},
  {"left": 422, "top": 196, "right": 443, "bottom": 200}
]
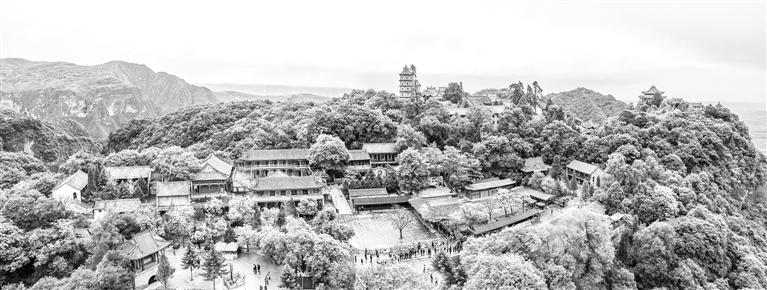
[{"left": 327, "top": 185, "right": 353, "bottom": 216}]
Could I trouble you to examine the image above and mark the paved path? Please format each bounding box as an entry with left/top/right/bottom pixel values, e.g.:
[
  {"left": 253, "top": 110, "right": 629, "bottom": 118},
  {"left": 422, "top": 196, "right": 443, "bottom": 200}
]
[{"left": 327, "top": 186, "right": 352, "bottom": 216}]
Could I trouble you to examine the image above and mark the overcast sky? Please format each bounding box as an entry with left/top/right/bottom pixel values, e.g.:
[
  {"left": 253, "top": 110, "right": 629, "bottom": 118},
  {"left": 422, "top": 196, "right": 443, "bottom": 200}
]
[{"left": 1, "top": 0, "right": 765, "bottom": 103}]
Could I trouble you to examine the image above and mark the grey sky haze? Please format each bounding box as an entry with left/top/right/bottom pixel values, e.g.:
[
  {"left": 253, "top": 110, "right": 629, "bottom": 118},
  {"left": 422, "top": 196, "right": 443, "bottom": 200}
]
[{"left": 1, "top": 0, "right": 765, "bottom": 103}]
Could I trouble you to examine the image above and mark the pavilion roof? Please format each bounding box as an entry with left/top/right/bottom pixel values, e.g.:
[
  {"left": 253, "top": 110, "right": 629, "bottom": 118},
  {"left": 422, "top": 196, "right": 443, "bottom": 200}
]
[{"left": 116, "top": 230, "right": 170, "bottom": 260}]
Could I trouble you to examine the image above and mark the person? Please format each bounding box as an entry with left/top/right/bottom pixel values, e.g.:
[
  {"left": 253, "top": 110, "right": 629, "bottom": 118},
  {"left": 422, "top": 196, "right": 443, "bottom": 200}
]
[{"left": 257, "top": 264, "right": 261, "bottom": 274}]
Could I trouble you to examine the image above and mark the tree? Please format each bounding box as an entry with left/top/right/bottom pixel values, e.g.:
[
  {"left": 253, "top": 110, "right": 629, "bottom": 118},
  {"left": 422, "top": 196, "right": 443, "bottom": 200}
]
[
  {"left": 181, "top": 244, "right": 200, "bottom": 280},
  {"left": 296, "top": 199, "right": 319, "bottom": 217},
  {"left": 480, "top": 199, "right": 498, "bottom": 221},
  {"left": 0, "top": 221, "right": 29, "bottom": 273},
  {"left": 276, "top": 208, "right": 287, "bottom": 228},
  {"left": 307, "top": 134, "right": 351, "bottom": 175},
  {"left": 460, "top": 203, "right": 489, "bottom": 225},
  {"left": 472, "top": 136, "right": 524, "bottom": 178},
  {"left": 96, "top": 251, "right": 134, "bottom": 290},
  {"left": 463, "top": 254, "right": 546, "bottom": 290},
  {"left": 226, "top": 196, "right": 256, "bottom": 226},
  {"left": 396, "top": 148, "right": 430, "bottom": 193},
  {"left": 394, "top": 124, "right": 427, "bottom": 151},
  {"left": 201, "top": 248, "right": 227, "bottom": 290},
  {"left": 284, "top": 198, "right": 298, "bottom": 217},
  {"left": 388, "top": 211, "right": 414, "bottom": 239},
  {"left": 150, "top": 146, "right": 202, "bottom": 181},
  {"left": 204, "top": 198, "right": 224, "bottom": 216},
  {"left": 354, "top": 263, "right": 429, "bottom": 290},
  {"left": 156, "top": 253, "right": 174, "bottom": 288},
  {"left": 443, "top": 82, "right": 465, "bottom": 104}
]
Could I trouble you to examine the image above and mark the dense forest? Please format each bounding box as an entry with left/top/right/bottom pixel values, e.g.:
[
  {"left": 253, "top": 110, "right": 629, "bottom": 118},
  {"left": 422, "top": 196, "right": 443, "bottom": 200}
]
[{"left": 1, "top": 84, "right": 766, "bottom": 289}]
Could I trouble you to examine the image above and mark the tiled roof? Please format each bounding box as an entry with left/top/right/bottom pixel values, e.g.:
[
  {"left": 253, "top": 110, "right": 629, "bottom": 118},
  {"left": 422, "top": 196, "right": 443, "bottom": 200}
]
[
  {"left": 465, "top": 179, "right": 515, "bottom": 191},
  {"left": 352, "top": 194, "right": 411, "bottom": 206},
  {"left": 521, "top": 157, "right": 552, "bottom": 172},
  {"left": 349, "top": 150, "right": 371, "bottom": 161},
  {"left": 471, "top": 177, "right": 499, "bottom": 184},
  {"left": 241, "top": 149, "right": 309, "bottom": 161},
  {"left": 361, "top": 143, "right": 398, "bottom": 154},
  {"left": 409, "top": 197, "right": 465, "bottom": 221},
  {"left": 514, "top": 187, "right": 554, "bottom": 201},
  {"left": 348, "top": 188, "right": 388, "bottom": 198},
  {"left": 232, "top": 172, "right": 256, "bottom": 189},
  {"left": 192, "top": 171, "right": 229, "bottom": 181},
  {"left": 54, "top": 170, "right": 88, "bottom": 191},
  {"left": 254, "top": 176, "right": 324, "bottom": 191},
  {"left": 469, "top": 209, "right": 541, "bottom": 235},
  {"left": 641, "top": 85, "right": 664, "bottom": 95},
  {"left": 566, "top": 160, "right": 600, "bottom": 175},
  {"left": 104, "top": 166, "right": 151, "bottom": 180},
  {"left": 202, "top": 155, "right": 233, "bottom": 175},
  {"left": 155, "top": 181, "right": 191, "bottom": 197},
  {"left": 93, "top": 198, "right": 141, "bottom": 212},
  {"left": 117, "top": 231, "right": 170, "bottom": 260}
]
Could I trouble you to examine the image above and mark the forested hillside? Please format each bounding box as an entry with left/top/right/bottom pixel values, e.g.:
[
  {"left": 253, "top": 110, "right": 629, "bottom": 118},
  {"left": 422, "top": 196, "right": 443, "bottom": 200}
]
[
  {"left": 2, "top": 85, "right": 766, "bottom": 289},
  {"left": 547, "top": 87, "right": 629, "bottom": 123},
  {"left": 0, "top": 109, "right": 97, "bottom": 162}
]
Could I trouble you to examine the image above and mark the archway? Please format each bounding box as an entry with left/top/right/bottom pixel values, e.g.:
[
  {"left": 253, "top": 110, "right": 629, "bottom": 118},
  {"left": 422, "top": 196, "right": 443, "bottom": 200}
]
[{"left": 148, "top": 275, "right": 156, "bottom": 285}]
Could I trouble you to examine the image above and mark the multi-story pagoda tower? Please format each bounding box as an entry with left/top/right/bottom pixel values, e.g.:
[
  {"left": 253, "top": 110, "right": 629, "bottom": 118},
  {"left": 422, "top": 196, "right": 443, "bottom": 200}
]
[{"left": 399, "top": 64, "right": 420, "bottom": 98}]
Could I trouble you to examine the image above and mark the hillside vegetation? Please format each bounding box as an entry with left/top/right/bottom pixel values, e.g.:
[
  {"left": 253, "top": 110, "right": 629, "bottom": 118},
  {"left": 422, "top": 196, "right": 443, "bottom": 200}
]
[{"left": 547, "top": 87, "right": 629, "bottom": 123}]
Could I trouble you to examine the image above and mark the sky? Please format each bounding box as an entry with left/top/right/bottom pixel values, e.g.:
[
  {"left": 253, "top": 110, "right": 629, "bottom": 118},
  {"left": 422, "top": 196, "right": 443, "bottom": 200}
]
[{"left": 1, "top": 0, "right": 765, "bottom": 103}]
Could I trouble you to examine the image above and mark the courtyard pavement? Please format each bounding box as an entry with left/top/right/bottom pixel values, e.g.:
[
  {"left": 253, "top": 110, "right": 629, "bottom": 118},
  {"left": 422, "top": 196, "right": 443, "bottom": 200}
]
[
  {"left": 346, "top": 208, "right": 441, "bottom": 251},
  {"left": 147, "top": 247, "right": 285, "bottom": 290}
]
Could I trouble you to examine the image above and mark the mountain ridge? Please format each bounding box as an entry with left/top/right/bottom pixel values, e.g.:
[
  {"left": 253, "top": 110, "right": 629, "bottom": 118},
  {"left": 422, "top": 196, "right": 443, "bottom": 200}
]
[{"left": 0, "top": 58, "right": 218, "bottom": 139}]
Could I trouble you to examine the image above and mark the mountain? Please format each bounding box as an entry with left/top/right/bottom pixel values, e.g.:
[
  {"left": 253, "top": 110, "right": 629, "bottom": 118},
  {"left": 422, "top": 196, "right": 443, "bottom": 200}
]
[
  {"left": 214, "top": 90, "right": 331, "bottom": 104},
  {"left": 204, "top": 83, "right": 350, "bottom": 99},
  {"left": 0, "top": 58, "right": 217, "bottom": 139},
  {"left": 0, "top": 109, "right": 97, "bottom": 162},
  {"left": 546, "top": 87, "right": 628, "bottom": 123}
]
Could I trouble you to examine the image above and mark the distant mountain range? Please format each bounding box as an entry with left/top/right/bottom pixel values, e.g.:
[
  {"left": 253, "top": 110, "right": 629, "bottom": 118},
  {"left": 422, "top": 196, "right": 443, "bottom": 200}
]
[
  {"left": 203, "top": 83, "right": 351, "bottom": 99},
  {"left": 213, "top": 90, "right": 331, "bottom": 104},
  {"left": 546, "top": 87, "right": 628, "bottom": 123},
  {"left": 0, "top": 58, "right": 217, "bottom": 139},
  {"left": 0, "top": 59, "right": 348, "bottom": 139}
]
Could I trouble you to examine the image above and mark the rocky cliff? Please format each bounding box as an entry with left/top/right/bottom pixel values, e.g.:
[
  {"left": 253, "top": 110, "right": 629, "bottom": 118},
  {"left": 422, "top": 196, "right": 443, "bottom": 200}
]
[{"left": 0, "top": 58, "right": 217, "bottom": 138}]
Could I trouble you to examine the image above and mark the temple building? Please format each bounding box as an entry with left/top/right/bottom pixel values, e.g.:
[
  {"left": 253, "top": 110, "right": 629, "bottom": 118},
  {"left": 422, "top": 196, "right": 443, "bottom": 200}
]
[
  {"left": 235, "top": 149, "right": 311, "bottom": 178},
  {"left": 117, "top": 230, "right": 170, "bottom": 288},
  {"left": 638, "top": 85, "right": 665, "bottom": 105},
  {"left": 104, "top": 166, "right": 151, "bottom": 187},
  {"left": 399, "top": 64, "right": 420, "bottom": 98},
  {"left": 191, "top": 155, "right": 233, "bottom": 197},
  {"left": 347, "top": 149, "right": 372, "bottom": 171},
  {"left": 361, "top": 143, "right": 399, "bottom": 167},
  {"left": 243, "top": 176, "right": 325, "bottom": 207},
  {"left": 565, "top": 160, "right": 607, "bottom": 185},
  {"left": 51, "top": 170, "right": 88, "bottom": 204},
  {"left": 155, "top": 181, "right": 191, "bottom": 210},
  {"left": 463, "top": 178, "right": 516, "bottom": 199}
]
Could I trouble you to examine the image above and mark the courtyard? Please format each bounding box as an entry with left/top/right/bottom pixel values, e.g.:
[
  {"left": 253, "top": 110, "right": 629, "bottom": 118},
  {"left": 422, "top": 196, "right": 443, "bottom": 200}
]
[
  {"left": 147, "top": 247, "right": 285, "bottom": 290},
  {"left": 346, "top": 208, "right": 442, "bottom": 251}
]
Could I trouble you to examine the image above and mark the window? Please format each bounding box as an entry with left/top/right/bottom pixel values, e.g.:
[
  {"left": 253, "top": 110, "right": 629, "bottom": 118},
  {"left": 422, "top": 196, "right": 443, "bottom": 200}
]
[{"left": 73, "top": 192, "right": 77, "bottom": 200}]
